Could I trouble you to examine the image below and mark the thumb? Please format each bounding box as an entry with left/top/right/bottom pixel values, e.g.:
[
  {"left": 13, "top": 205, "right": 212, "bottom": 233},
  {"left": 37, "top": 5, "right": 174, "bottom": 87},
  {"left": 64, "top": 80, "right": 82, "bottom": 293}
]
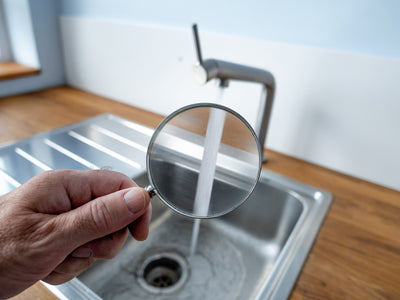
[{"left": 58, "top": 187, "right": 150, "bottom": 249}]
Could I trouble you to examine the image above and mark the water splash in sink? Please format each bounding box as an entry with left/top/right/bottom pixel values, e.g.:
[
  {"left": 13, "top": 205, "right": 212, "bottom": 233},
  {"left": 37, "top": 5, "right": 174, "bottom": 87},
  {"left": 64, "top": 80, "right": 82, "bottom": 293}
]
[{"left": 80, "top": 216, "right": 246, "bottom": 299}]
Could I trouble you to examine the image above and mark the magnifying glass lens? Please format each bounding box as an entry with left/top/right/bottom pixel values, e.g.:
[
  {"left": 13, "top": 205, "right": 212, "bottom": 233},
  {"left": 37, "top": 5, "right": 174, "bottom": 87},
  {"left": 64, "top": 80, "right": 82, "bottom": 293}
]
[{"left": 147, "top": 103, "right": 262, "bottom": 218}]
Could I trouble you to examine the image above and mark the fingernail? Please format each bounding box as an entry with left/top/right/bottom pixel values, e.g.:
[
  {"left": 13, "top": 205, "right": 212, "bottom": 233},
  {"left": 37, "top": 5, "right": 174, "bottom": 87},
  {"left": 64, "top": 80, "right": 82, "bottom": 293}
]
[
  {"left": 72, "top": 246, "right": 93, "bottom": 258},
  {"left": 124, "top": 187, "right": 146, "bottom": 214}
]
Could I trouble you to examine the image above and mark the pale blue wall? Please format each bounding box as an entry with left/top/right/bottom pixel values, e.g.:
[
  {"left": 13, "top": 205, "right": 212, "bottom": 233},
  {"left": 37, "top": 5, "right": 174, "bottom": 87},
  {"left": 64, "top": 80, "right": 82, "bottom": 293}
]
[
  {"left": 1, "top": 0, "right": 398, "bottom": 98},
  {"left": 60, "top": 0, "right": 400, "bottom": 59},
  {"left": 0, "top": 0, "right": 65, "bottom": 98}
]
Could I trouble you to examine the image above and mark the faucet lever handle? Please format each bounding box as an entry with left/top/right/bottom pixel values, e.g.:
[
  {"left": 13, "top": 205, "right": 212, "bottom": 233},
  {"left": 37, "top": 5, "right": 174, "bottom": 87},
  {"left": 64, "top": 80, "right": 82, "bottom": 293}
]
[{"left": 192, "top": 24, "right": 203, "bottom": 65}]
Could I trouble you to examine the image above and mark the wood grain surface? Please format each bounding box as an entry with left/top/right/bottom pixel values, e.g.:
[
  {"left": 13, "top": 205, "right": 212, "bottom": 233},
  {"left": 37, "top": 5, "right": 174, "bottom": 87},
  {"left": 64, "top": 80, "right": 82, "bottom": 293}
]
[
  {"left": 0, "top": 62, "right": 40, "bottom": 80},
  {"left": 1, "top": 87, "right": 399, "bottom": 300}
]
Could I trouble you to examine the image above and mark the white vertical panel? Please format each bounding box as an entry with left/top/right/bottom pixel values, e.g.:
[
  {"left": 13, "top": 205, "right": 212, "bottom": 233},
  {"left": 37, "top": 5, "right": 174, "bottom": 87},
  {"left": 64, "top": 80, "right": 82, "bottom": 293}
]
[{"left": 60, "top": 16, "right": 400, "bottom": 191}]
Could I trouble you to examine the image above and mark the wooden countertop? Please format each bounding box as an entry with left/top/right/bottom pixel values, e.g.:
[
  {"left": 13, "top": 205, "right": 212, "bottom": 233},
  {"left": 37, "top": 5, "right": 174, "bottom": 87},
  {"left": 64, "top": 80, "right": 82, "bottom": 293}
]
[{"left": 2, "top": 87, "right": 399, "bottom": 300}]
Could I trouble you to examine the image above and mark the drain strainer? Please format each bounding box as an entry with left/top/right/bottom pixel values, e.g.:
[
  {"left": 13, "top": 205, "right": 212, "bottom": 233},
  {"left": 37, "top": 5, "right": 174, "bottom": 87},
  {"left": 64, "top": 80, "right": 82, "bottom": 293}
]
[{"left": 136, "top": 250, "right": 189, "bottom": 294}]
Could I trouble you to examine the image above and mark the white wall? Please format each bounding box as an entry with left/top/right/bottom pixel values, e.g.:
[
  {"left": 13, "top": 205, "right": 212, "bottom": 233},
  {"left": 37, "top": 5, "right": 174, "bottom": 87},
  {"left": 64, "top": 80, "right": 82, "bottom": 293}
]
[{"left": 60, "top": 16, "right": 400, "bottom": 191}]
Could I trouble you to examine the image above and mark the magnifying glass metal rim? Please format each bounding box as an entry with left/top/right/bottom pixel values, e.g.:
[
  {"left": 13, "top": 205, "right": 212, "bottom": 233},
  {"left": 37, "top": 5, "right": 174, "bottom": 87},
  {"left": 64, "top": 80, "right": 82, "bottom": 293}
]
[{"left": 146, "top": 102, "right": 262, "bottom": 219}]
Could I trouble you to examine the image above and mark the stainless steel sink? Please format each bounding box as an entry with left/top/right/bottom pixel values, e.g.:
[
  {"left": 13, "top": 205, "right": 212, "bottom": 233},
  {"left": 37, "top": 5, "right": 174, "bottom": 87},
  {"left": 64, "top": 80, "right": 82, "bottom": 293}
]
[
  {"left": 76, "top": 169, "right": 330, "bottom": 300},
  {"left": 0, "top": 114, "right": 332, "bottom": 300}
]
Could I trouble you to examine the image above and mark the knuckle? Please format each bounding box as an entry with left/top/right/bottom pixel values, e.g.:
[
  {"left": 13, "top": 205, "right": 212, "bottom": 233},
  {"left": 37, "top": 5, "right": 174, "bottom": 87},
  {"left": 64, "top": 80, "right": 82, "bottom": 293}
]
[{"left": 89, "top": 200, "right": 114, "bottom": 232}]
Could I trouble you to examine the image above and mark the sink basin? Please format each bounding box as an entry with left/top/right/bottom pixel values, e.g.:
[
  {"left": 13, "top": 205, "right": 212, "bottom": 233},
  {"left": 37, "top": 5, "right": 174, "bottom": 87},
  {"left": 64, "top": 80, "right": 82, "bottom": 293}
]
[
  {"left": 0, "top": 114, "right": 332, "bottom": 300},
  {"left": 73, "top": 168, "right": 330, "bottom": 300}
]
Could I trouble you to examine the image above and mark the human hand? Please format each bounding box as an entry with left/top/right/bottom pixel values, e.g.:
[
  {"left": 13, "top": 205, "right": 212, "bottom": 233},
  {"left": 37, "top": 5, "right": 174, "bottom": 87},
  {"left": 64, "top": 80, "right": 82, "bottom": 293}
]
[{"left": 0, "top": 169, "right": 151, "bottom": 299}]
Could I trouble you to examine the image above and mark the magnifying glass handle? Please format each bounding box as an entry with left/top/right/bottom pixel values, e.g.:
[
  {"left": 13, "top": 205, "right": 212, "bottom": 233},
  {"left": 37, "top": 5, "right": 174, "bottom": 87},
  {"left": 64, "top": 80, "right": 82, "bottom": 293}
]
[{"left": 145, "top": 185, "right": 156, "bottom": 198}]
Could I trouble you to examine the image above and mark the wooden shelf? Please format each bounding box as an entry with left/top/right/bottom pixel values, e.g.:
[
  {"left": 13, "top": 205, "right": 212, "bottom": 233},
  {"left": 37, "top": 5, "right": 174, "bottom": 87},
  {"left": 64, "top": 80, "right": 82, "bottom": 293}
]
[{"left": 0, "top": 61, "right": 40, "bottom": 80}]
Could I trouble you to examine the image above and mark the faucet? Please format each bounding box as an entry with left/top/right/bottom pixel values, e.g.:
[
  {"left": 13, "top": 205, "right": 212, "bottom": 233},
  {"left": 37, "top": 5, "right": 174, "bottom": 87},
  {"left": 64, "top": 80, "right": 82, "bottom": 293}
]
[{"left": 191, "top": 24, "right": 275, "bottom": 162}]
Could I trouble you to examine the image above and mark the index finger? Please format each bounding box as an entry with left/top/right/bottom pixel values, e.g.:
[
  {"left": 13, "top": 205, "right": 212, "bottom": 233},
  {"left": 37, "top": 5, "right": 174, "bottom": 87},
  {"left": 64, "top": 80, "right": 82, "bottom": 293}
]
[{"left": 62, "top": 169, "right": 137, "bottom": 208}]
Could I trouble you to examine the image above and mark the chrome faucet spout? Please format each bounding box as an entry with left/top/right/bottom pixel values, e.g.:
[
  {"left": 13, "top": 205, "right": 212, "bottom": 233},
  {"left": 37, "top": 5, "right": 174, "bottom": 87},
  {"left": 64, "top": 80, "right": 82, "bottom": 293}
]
[{"left": 192, "top": 24, "right": 275, "bottom": 162}]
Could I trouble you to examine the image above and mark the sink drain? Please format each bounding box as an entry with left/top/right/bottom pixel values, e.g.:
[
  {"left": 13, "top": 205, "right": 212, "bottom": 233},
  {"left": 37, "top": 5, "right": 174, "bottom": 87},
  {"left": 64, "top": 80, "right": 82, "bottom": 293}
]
[{"left": 137, "top": 250, "right": 189, "bottom": 294}]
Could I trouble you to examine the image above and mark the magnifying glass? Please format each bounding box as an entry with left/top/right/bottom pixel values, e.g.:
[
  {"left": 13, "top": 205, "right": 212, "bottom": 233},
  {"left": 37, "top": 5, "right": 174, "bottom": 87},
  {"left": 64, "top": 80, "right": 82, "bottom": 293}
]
[{"left": 145, "top": 103, "right": 262, "bottom": 218}]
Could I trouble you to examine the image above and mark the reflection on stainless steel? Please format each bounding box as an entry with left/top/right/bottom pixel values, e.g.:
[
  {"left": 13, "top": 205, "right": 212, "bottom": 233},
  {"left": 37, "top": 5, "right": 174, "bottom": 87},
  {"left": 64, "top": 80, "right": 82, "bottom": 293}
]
[
  {"left": 149, "top": 159, "right": 250, "bottom": 217},
  {"left": 0, "top": 114, "right": 151, "bottom": 194},
  {"left": 0, "top": 114, "right": 332, "bottom": 300}
]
